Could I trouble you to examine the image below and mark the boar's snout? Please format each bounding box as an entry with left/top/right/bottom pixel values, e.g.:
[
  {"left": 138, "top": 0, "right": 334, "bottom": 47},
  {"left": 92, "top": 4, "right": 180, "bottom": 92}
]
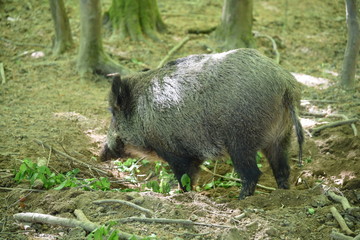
[{"left": 99, "top": 142, "right": 125, "bottom": 161}]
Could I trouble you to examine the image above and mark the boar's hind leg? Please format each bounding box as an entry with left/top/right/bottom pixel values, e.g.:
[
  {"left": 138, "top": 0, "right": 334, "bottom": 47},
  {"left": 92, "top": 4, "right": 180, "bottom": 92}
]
[
  {"left": 228, "top": 145, "right": 261, "bottom": 200},
  {"left": 263, "top": 132, "right": 291, "bottom": 189},
  {"left": 157, "top": 151, "right": 201, "bottom": 191}
]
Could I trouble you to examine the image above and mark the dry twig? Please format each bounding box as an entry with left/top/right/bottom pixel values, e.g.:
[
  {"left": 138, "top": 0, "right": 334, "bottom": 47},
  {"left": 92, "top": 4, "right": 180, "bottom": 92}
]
[
  {"left": 93, "top": 199, "right": 154, "bottom": 217},
  {"left": 13, "top": 212, "right": 139, "bottom": 240},
  {"left": 33, "top": 139, "right": 108, "bottom": 176}
]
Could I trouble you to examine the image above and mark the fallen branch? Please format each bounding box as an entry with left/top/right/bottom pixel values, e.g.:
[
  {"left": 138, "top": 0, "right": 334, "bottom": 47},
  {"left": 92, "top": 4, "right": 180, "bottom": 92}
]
[
  {"left": 116, "top": 216, "right": 231, "bottom": 228},
  {"left": 157, "top": 36, "right": 191, "bottom": 68},
  {"left": 74, "top": 209, "right": 92, "bottom": 223},
  {"left": 310, "top": 119, "right": 359, "bottom": 136},
  {"left": 330, "top": 207, "right": 354, "bottom": 236},
  {"left": 14, "top": 212, "right": 99, "bottom": 232},
  {"left": 330, "top": 231, "right": 354, "bottom": 240},
  {"left": 34, "top": 139, "right": 109, "bottom": 176},
  {"left": 254, "top": 31, "right": 280, "bottom": 64},
  {"left": 200, "top": 165, "right": 276, "bottom": 192},
  {"left": 187, "top": 26, "right": 216, "bottom": 34},
  {"left": 13, "top": 212, "right": 139, "bottom": 240},
  {"left": 93, "top": 199, "right": 154, "bottom": 217},
  {"left": 327, "top": 191, "right": 351, "bottom": 210}
]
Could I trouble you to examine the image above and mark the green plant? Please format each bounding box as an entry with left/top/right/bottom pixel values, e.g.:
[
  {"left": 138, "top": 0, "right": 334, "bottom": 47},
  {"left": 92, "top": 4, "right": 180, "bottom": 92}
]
[
  {"left": 114, "top": 158, "right": 149, "bottom": 183},
  {"left": 14, "top": 159, "right": 111, "bottom": 191},
  {"left": 87, "top": 222, "right": 119, "bottom": 240},
  {"left": 203, "top": 173, "right": 241, "bottom": 190},
  {"left": 307, "top": 208, "right": 315, "bottom": 215},
  {"left": 304, "top": 157, "right": 312, "bottom": 164},
  {"left": 144, "top": 161, "right": 175, "bottom": 194},
  {"left": 181, "top": 174, "right": 191, "bottom": 192},
  {"left": 15, "top": 159, "right": 69, "bottom": 189},
  {"left": 256, "top": 152, "right": 264, "bottom": 168}
]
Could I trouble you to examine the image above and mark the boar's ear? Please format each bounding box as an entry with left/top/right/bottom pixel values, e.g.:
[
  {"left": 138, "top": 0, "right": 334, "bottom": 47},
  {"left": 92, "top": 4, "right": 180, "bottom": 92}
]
[{"left": 111, "top": 76, "right": 133, "bottom": 117}]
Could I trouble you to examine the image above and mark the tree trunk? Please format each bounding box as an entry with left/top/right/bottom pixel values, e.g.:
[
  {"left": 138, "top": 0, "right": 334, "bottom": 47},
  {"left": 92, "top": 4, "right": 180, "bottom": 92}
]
[
  {"left": 107, "top": 0, "right": 166, "bottom": 41},
  {"left": 77, "top": 0, "right": 129, "bottom": 77},
  {"left": 340, "top": 0, "right": 360, "bottom": 90},
  {"left": 214, "top": 0, "right": 255, "bottom": 50},
  {"left": 49, "top": 0, "right": 73, "bottom": 56}
]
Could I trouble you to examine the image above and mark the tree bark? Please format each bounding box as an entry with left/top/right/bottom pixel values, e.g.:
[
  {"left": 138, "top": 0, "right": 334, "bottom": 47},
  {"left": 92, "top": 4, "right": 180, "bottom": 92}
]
[
  {"left": 107, "top": 0, "right": 166, "bottom": 41},
  {"left": 49, "top": 0, "right": 73, "bottom": 56},
  {"left": 340, "top": 0, "right": 360, "bottom": 90},
  {"left": 77, "top": 0, "right": 129, "bottom": 77},
  {"left": 214, "top": 0, "right": 255, "bottom": 50}
]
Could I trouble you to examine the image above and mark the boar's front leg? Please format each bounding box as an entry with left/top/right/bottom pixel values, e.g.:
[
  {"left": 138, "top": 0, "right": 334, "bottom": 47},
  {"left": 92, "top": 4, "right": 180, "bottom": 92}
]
[{"left": 156, "top": 151, "right": 202, "bottom": 191}]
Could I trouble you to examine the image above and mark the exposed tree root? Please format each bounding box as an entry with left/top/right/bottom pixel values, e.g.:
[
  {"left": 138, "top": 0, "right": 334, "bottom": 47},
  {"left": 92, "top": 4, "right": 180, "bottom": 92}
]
[
  {"left": 330, "top": 231, "right": 355, "bottom": 240},
  {"left": 254, "top": 31, "right": 280, "bottom": 64},
  {"left": 187, "top": 26, "right": 216, "bottom": 34},
  {"left": 157, "top": 35, "right": 191, "bottom": 68},
  {"left": 116, "top": 216, "right": 232, "bottom": 228},
  {"left": 310, "top": 118, "right": 358, "bottom": 136},
  {"left": 327, "top": 191, "right": 351, "bottom": 210},
  {"left": 330, "top": 207, "right": 354, "bottom": 236},
  {"left": 301, "top": 112, "right": 358, "bottom": 136}
]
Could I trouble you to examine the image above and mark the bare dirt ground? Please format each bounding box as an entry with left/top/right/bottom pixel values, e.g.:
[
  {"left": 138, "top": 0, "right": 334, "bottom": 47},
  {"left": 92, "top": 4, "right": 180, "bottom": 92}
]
[{"left": 1, "top": 0, "right": 360, "bottom": 239}]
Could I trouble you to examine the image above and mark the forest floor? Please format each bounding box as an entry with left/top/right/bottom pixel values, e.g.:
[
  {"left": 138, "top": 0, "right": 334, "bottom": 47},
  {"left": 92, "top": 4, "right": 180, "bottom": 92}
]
[{"left": 1, "top": 0, "right": 360, "bottom": 239}]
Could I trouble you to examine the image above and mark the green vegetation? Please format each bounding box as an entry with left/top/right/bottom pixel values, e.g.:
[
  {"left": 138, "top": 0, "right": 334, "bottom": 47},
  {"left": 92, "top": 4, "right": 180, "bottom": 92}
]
[
  {"left": 87, "top": 221, "right": 157, "bottom": 240},
  {"left": 14, "top": 159, "right": 110, "bottom": 191},
  {"left": 145, "top": 162, "right": 175, "bottom": 194},
  {"left": 15, "top": 157, "right": 250, "bottom": 194},
  {"left": 204, "top": 172, "right": 241, "bottom": 190},
  {"left": 87, "top": 222, "right": 119, "bottom": 240},
  {"left": 114, "top": 158, "right": 149, "bottom": 183}
]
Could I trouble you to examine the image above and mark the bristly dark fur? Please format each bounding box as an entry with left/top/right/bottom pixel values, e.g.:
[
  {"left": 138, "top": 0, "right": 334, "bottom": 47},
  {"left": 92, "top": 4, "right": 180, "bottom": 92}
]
[
  {"left": 102, "top": 49, "right": 304, "bottom": 200},
  {"left": 111, "top": 76, "right": 134, "bottom": 118}
]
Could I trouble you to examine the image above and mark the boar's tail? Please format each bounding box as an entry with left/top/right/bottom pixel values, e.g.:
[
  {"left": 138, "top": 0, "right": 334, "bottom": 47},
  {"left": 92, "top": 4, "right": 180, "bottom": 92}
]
[
  {"left": 291, "top": 107, "right": 304, "bottom": 166},
  {"left": 289, "top": 104, "right": 304, "bottom": 166},
  {"left": 285, "top": 90, "right": 304, "bottom": 167}
]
